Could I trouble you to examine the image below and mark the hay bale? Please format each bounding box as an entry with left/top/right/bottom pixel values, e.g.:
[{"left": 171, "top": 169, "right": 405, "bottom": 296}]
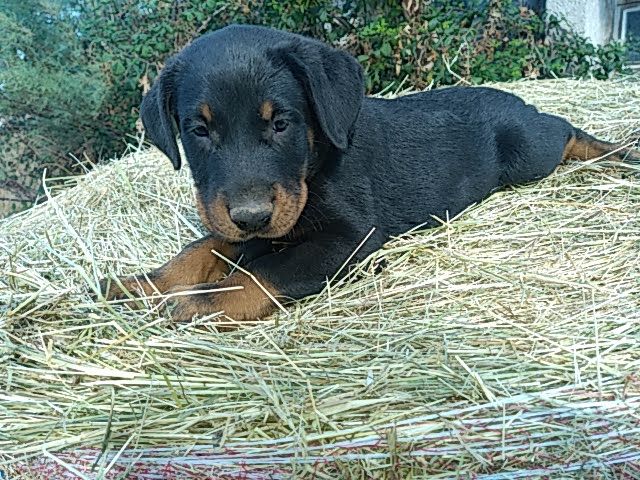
[{"left": 1, "top": 77, "right": 640, "bottom": 478}]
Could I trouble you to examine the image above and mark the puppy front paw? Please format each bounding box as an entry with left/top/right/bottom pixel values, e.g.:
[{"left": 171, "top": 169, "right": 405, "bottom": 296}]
[{"left": 163, "top": 279, "right": 277, "bottom": 323}]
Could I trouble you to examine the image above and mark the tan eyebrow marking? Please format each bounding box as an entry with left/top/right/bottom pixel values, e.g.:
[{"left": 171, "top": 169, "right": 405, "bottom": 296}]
[
  {"left": 200, "top": 103, "right": 214, "bottom": 123},
  {"left": 260, "top": 100, "right": 274, "bottom": 121}
]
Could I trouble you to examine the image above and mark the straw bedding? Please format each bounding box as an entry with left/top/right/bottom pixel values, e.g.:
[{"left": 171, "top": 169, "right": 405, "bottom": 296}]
[{"left": 1, "top": 77, "right": 639, "bottom": 479}]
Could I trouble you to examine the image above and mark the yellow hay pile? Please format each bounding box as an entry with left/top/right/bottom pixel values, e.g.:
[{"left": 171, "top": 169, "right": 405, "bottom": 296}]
[{"left": 1, "top": 77, "right": 639, "bottom": 479}]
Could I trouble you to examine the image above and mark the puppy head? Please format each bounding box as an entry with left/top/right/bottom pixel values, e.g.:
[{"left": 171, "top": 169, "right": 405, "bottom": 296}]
[{"left": 140, "top": 25, "right": 364, "bottom": 241}]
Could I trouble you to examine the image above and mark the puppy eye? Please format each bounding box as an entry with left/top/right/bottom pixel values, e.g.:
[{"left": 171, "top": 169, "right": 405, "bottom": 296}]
[
  {"left": 273, "top": 119, "right": 289, "bottom": 133},
  {"left": 193, "top": 126, "right": 209, "bottom": 137}
]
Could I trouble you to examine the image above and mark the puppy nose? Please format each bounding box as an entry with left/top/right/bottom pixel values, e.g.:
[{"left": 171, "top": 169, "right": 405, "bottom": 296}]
[{"left": 229, "top": 203, "right": 272, "bottom": 232}]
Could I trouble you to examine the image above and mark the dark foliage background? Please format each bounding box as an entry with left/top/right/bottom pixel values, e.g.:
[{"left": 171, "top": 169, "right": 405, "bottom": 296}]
[{"left": 0, "top": 0, "right": 629, "bottom": 216}]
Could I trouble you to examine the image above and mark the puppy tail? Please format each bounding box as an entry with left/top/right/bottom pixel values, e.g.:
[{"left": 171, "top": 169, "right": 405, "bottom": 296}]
[{"left": 563, "top": 128, "right": 640, "bottom": 163}]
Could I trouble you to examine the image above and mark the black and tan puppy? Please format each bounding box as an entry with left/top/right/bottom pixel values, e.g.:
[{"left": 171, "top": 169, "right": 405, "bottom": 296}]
[{"left": 101, "top": 25, "right": 638, "bottom": 322}]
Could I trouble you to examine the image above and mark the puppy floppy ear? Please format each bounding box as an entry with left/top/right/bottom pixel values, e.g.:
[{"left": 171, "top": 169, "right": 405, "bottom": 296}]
[
  {"left": 272, "top": 38, "right": 365, "bottom": 150},
  {"left": 140, "top": 59, "right": 182, "bottom": 170}
]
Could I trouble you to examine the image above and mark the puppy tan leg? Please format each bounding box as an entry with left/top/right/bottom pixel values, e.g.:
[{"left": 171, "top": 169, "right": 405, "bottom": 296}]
[
  {"left": 101, "top": 236, "right": 236, "bottom": 303},
  {"left": 166, "top": 272, "right": 280, "bottom": 322}
]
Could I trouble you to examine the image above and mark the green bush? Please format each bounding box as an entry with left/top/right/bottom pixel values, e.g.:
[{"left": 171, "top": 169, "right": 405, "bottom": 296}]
[
  {"left": 0, "top": 1, "right": 107, "bottom": 216},
  {"left": 1, "top": 0, "right": 630, "bottom": 217},
  {"left": 80, "top": 1, "right": 628, "bottom": 87},
  {"left": 74, "top": 0, "right": 629, "bottom": 140}
]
